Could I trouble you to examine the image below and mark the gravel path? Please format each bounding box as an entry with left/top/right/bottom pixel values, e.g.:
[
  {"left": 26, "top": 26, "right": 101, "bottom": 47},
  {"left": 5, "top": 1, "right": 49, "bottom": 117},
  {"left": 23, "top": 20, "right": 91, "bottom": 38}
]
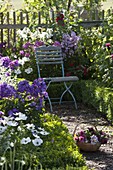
[{"left": 47, "top": 103, "right": 113, "bottom": 170}]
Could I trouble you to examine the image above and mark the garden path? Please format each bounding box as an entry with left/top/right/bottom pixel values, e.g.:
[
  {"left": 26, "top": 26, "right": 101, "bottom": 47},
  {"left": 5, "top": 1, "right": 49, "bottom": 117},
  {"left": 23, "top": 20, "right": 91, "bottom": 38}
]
[{"left": 46, "top": 103, "right": 113, "bottom": 170}]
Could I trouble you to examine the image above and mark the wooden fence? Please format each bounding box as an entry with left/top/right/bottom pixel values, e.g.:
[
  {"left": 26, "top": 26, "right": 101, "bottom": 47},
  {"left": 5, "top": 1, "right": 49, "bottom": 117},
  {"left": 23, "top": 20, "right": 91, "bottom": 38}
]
[{"left": 0, "top": 9, "right": 112, "bottom": 46}]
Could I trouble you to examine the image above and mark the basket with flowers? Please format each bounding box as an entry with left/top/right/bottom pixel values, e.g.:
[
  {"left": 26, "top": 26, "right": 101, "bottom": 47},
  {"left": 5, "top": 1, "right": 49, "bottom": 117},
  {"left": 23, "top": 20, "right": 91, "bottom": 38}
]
[{"left": 73, "top": 123, "right": 109, "bottom": 152}]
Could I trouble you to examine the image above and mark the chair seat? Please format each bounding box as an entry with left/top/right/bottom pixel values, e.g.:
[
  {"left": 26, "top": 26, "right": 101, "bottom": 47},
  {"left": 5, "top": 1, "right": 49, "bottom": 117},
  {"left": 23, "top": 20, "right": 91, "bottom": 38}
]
[{"left": 43, "top": 76, "right": 79, "bottom": 82}]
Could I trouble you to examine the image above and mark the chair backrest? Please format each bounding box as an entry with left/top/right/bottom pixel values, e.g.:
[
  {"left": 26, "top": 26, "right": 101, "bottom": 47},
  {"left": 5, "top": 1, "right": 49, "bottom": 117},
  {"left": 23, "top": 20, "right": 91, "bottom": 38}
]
[{"left": 35, "top": 46, "right": 65, "bottom": 78}]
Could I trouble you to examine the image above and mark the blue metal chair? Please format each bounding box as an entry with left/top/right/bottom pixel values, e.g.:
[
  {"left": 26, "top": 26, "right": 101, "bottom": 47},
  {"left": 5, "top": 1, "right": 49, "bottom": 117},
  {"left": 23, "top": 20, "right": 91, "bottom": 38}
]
[{"left": 35, "top": 46, "right": 79, "bottom": 112}]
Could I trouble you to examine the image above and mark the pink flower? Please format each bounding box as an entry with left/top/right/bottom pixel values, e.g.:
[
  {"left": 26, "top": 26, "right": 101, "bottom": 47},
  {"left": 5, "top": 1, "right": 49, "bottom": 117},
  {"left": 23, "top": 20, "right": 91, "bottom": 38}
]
[
  {"left": 111, "top": 54, "right": 113, "bottom": 59},
  {"left": 79, "top": 130, "right": 85, "bottom": 136},
  {"left": 105, "top": 43, "right": 111, "bottom": 47},
  {"left": 79, "top": 136, "right": 85, "bottom": 142}
]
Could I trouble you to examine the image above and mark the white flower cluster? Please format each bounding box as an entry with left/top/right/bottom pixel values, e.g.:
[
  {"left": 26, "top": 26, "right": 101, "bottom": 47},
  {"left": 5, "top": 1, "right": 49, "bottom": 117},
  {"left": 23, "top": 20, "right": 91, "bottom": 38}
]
[
  {"left": 17, "top": 27, "right": 40, "bottom": 41},
  {"left": 17, "top": 27, "right": 53, "bottom": 42},
  {"left": 0, "top": 111, "right": 49, "bottom": 147},
  {"left": 0, "top": 65, "right": 17, "bottom": 86}
]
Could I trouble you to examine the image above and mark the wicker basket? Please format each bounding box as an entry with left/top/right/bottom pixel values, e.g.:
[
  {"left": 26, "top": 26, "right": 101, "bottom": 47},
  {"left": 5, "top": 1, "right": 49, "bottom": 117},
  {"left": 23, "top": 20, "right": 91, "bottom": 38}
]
[
  {"left": 73, "top": 122, "right": 101, "bottom": 152},
  {"left": 76, "top": 141, "right": 101, "bottom": 152}
]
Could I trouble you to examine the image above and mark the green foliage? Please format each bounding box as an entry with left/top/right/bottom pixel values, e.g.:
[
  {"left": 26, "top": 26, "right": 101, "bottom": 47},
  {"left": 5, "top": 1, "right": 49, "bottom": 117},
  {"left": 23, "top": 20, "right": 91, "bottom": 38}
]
[
  {"left": 76, "top": 11, "right": 113, "bottom": 87},
  {"left": 0, "top": 112, "right": 87, "bottom": 169},
  {"left": 79, "top": 80, "right": 113, "bottom": 123},
  {"left": 91, "top": 13, "right": 113, "bottom": 87},
  {"left": 38, "top": 113, "right": 87, "bottom": 169}
]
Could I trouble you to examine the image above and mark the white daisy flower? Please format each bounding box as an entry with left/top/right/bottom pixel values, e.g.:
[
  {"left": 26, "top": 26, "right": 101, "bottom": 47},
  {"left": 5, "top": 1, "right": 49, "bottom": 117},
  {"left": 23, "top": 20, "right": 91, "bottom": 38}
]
[
  {"left": 10, "top": 142, "right": 14, "bottom": 147},
  {"left": 32, "top": 138, "right": 43, "bottom": 146},
  {"left": 14, "top": 68, "right": 21, "bottom": 75},
  {"left": 38, "top": 127, "right": 49, "bottom": 135},
  {"left": 21, "top": 137, "right": 31, "bottom": 144},
  {"left": 25, "top": 67, "right": 33, "bottom": 74},
  {"left": 18, "top": 58, "right": 25, "bottom": 66},
  {"left": 23, "top": 57, "right": 30, "bottom": 62},
  {"left": 38, "top": 127, "right": 45, "bottom": 131},
  {"left": 17, "top": 126, "right": 22, "bottom": 131},
  {"left": 15, "top": 112, "right": 27, "bottom": 121},
  {"left": 25, "top": 123, "right": 35, "bottom": 131},
  {"left": 0, "top": 126, "right": 7, "bottom": 134},
  {"left": 32, "top": 129, "right": 39, "bottom": 138},
  {"left": 39, "top": 130, "right": 49, "bottom": 135},
  {"left": 7, "top": 121, "right": 18, "bottom": 127}
]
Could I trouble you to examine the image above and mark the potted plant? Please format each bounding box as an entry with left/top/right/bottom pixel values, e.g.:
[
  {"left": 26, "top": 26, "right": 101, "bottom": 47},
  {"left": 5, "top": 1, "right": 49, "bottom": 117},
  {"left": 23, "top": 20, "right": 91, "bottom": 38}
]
[{"left": 73, "top": 124, "right": 109, "bottom": 152}]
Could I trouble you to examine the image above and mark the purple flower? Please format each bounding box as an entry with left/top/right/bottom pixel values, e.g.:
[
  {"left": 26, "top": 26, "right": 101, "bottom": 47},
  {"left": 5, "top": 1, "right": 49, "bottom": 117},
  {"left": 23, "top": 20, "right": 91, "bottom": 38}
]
[
  {"left": 25, "top": 52, "right": 30, "bottom": 57},
  {"left": 0, "top": 56, "right": 11, "bottom": 67},
  {"left": 0, "top": 82, "right": 17, "bottom": 99},
  {"left": 79, "top": 130, "right": 85, "bottom": 136},
  {"left": 30, "top": 102, "right": 37, "bottom": 107},
  {"left": 31, "top": 78, "right": 47, "bottom": 97},
  {"left": 5, "top": 72, "right": 11, "bottom": 77},
  {"left": 12, "top": 47, "right": 17, "bottom": 52},
  {"left": 0, "top": 42, "right": 6, "bottom": 48},
  {"left": 17, "top": 80, "right": 31, "bottom": 93},
  {"left": 9, "top": 60, "right": 19, "bottom": 70},
  {"left": 0, "top": 111, "right": 4, "bottom": 116},
  {"left": 23, "top": 42, "right": 32, "bottom": 49},
  {"left": 61, "top": 31, "right": 80, "bottom": 58},
  {"left": 53, "top": 41, "right": 61, "bottom": 47},
  {"left": 34, "top": 41, "right": 44, "bottom": 47},
  {"left": 8, "top": 108, "right": 19, "bottom": 117},
  {"left": 20, "top": 50, "right": 25, "bottom": 56}
]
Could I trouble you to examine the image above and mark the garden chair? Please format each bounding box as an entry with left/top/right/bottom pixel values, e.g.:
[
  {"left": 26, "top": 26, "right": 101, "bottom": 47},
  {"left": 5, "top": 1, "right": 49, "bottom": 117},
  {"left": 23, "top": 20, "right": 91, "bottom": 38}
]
[{"left": 35, "top": 46, "right": 79, "bottom": 112}]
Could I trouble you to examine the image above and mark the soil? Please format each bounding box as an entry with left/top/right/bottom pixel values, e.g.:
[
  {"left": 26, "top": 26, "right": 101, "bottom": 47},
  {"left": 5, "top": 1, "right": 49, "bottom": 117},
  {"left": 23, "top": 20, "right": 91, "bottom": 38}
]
[{"left": 46, "top": 102, "right": 113, "bottom": 170}]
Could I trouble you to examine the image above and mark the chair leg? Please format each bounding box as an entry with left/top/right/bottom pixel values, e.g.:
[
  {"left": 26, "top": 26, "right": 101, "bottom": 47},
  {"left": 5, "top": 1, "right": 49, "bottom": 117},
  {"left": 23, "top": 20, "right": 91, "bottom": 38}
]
[
  {"left": 47, "top": 96, "right": 53, "bottom": 112},
  {"left": 59, "top": 82, "right": 78, "bottom": 109}
]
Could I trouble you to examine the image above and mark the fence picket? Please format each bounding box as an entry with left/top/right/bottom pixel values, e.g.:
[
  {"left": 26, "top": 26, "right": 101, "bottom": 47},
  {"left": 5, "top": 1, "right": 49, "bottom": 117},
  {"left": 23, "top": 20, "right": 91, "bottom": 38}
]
[{"left": 0, "top": 9, "right": 112, "bottom": 45}]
